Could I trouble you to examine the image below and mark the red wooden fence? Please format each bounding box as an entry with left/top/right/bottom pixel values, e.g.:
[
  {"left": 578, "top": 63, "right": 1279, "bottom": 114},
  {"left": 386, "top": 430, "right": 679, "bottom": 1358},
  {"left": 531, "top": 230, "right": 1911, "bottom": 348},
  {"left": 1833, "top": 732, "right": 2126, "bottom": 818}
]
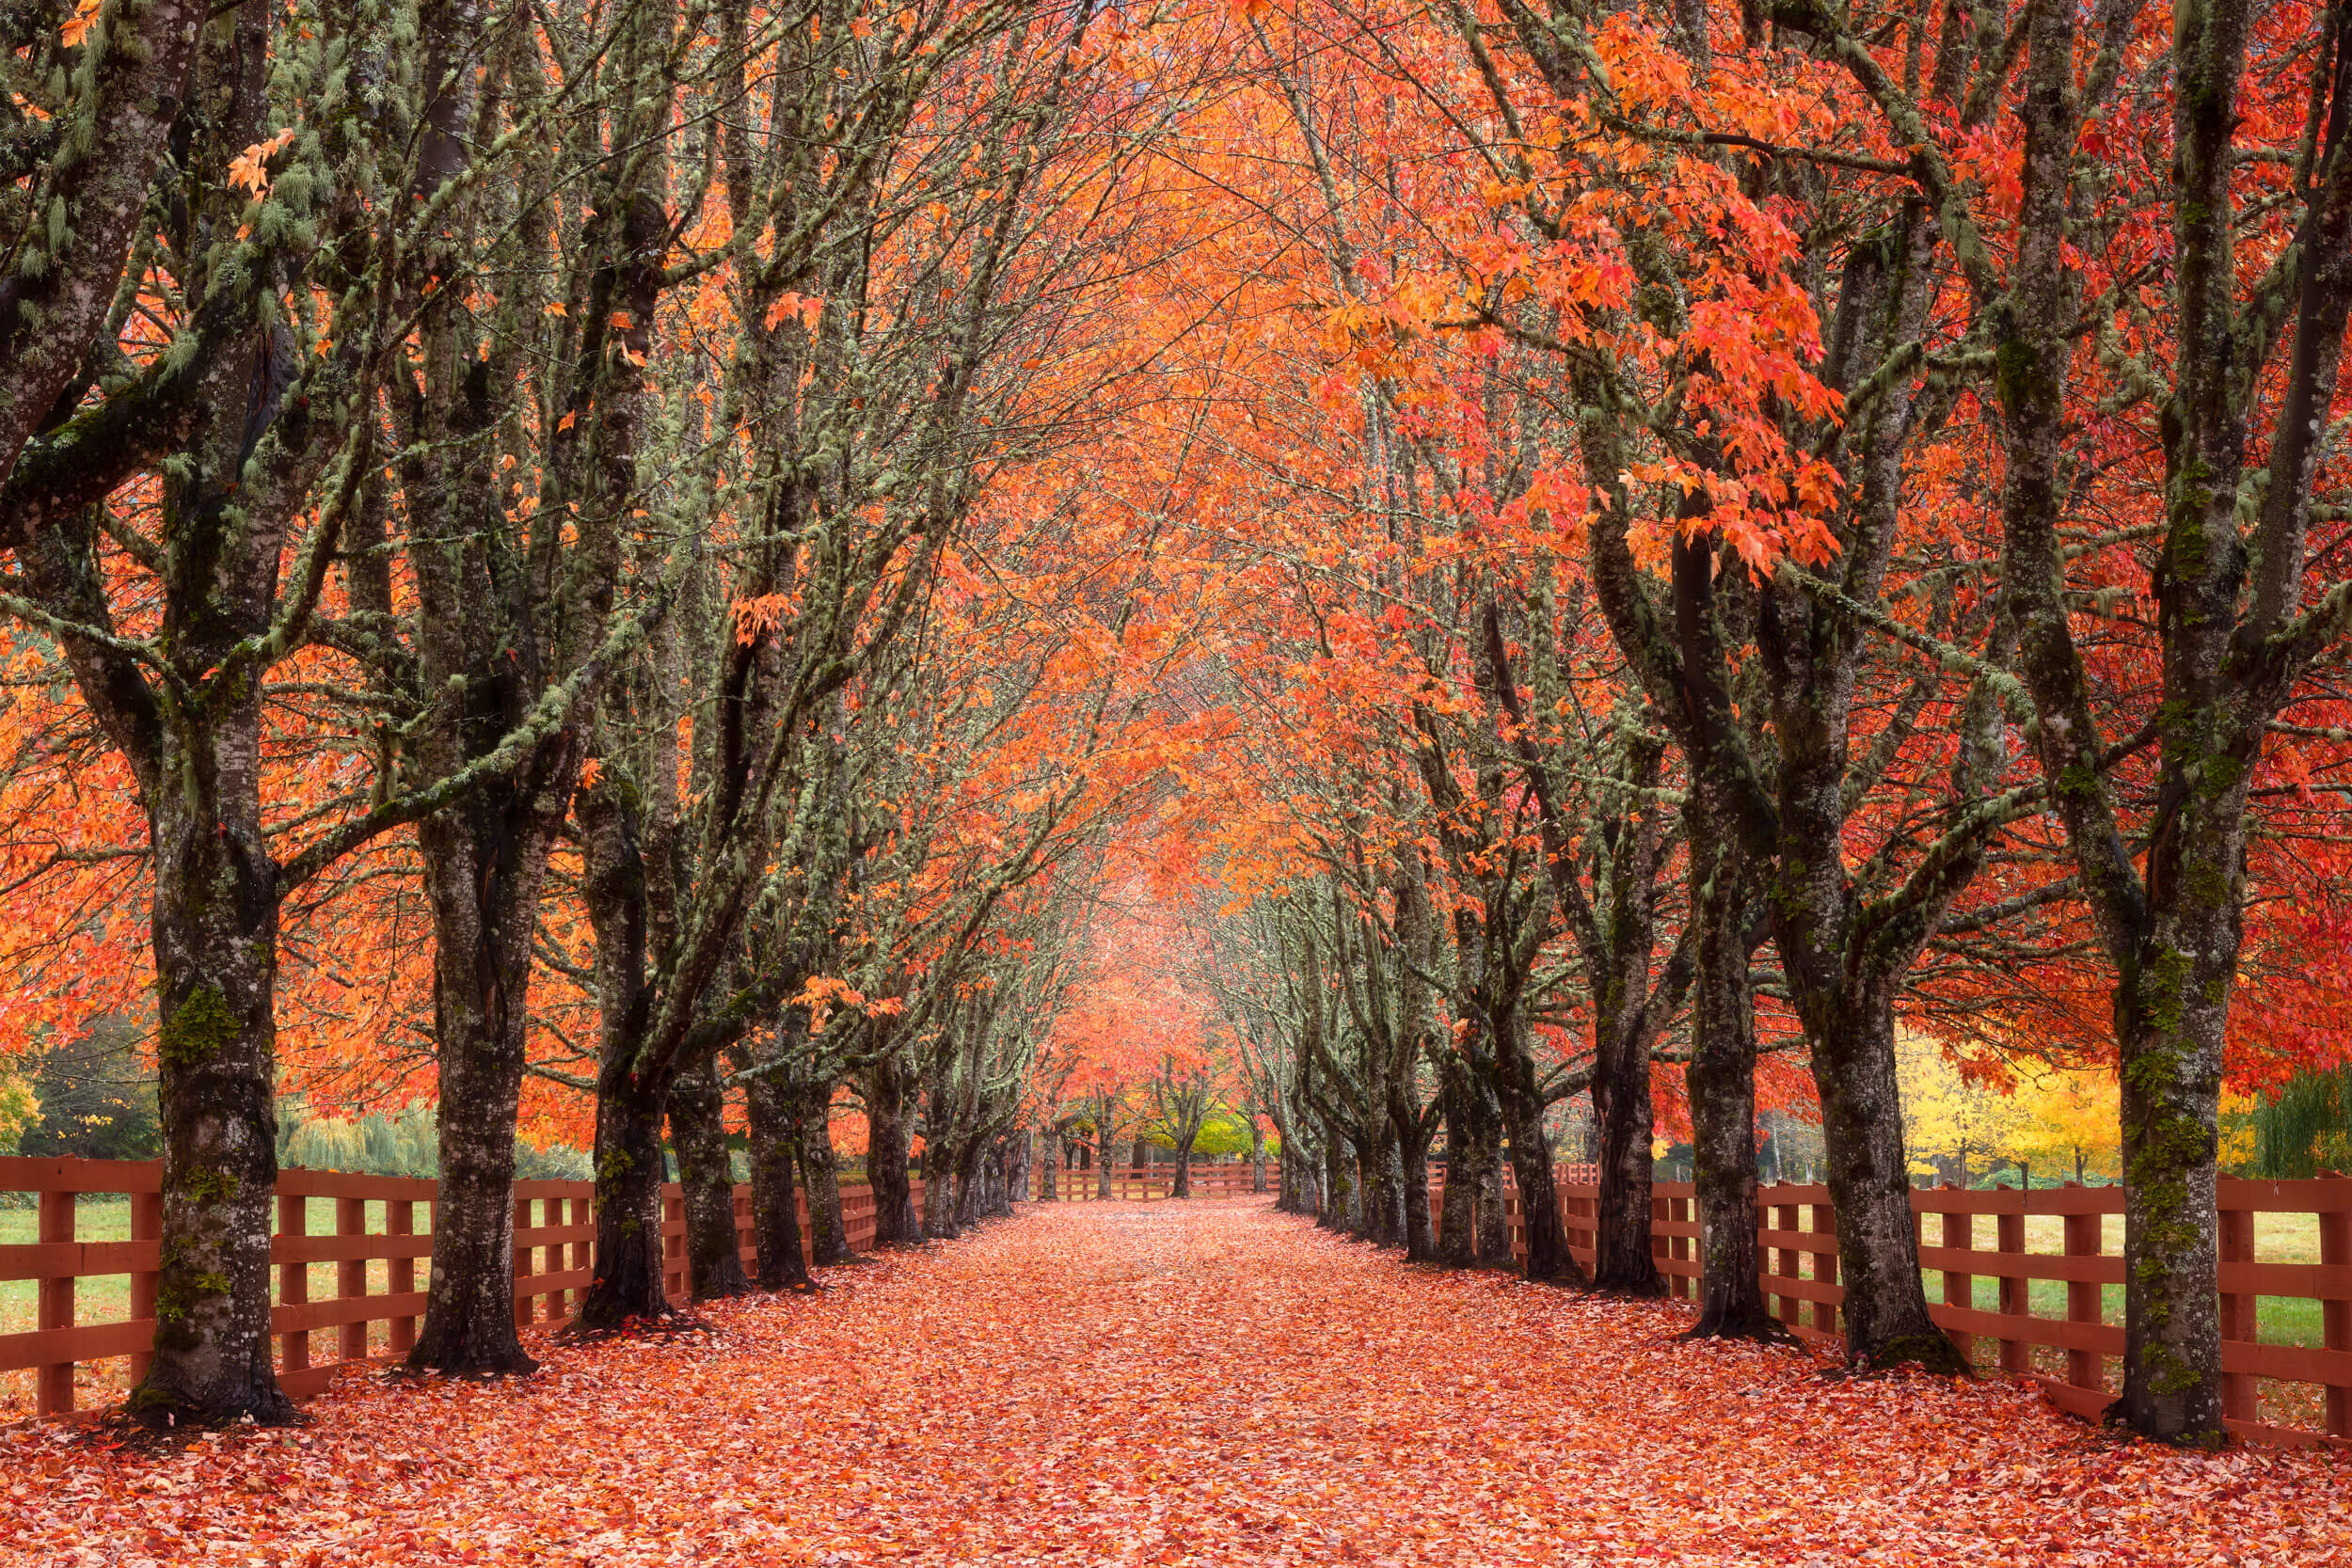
[
  {"left": 1027, "top": 1164, "right": 1265, "bottom": 1201},
  {"left": 2, "top": 1153, "right": 1267, "bottom": 1422},
  {"left": 0, "top": 1157, "right": 931, "bottom": 1421},
  {"left": 1468, "top": 1165, "right": 2352, "bottom": 1450}
]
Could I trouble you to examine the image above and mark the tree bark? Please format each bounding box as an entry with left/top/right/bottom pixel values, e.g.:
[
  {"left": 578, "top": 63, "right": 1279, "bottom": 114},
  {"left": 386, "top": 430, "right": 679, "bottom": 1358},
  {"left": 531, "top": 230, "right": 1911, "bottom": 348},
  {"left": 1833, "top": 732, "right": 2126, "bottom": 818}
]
[
  {"left": 866, "top": 1056, "right": 921, "bottom": 1246},
  {"left": 1321, "top": 1128, "right": 1358, "bottom": 1232},
  {"left": 922, "top": 1105, "right": 963, "bottom": 1239},
  {"left": 1436, "top": 1076, "right": 1478, "bottom": 1267},
  {"left": 742, "top": 1066, "right": 813, "bottom": 1290},
  {"left": 1808, "top": 988, "right": 1961, "bottom": 1368},
  {"left": 1589, "top": 1020, "right": 1664, "bottom": 1294},
  {"left": 577, "top": 1067, "right": 674, "bottom": 1330},
  {"left": 1008, "top": 1132, "right": 1030, "bottom": 1206},
  {"left": 1501, "top": 1088, "right": 1577, "bottom": 1284},
  {"left": 130, "top": 796, "right": 294, "bottom": 1427},
  {"left": 1681, "top": 827, "right": 1781, "bottom": 1341},
  {"left": 1400, "top": 1138, "right": 1434, "bottom": 1262},
  {"left": 670, "top": 1066, "right": 750, "bottom": 1301},
  {"left": 791, "top": 1083, "right": 850, "bottom": 1264},
  {"left": 1369, "top": 1127, "right": 1405, "bottom": 1245},
  {"left": 405, "top": 795, "right": 561, "bottom": 1375}
]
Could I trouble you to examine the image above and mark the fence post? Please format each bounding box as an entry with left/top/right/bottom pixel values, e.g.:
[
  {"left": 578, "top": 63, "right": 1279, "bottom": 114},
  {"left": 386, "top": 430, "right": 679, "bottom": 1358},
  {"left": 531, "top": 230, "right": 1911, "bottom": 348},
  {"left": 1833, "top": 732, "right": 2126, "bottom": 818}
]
[
  {"left": 1996, "top": 1185, "right": 2027, "bottom": 1375},
  {"left": 2217, "top": 1197, "right": 2256, "bottom": 1427},
  {"left": 1809, "top": 1203, "right": 1837, "bottom": 1338},
  {"left": 337, "top": 1196, "right": 369, "bottom": 1362},
  {"left": 567, "top": 1193, "right": 592, "bottom": 1320},
  {"left": 514, "top": 1195, "right": 536, "bottom": 1327},
  {"left": 663, "top": 1190, "right": 687, "bottom": 1302},
  {"left": 36, "top": 1186, "right": 75, "bottom": 1416},
  {"left": 1940, "top": 1184, "right": 1974, "bottom": 1364},
  {"left": 279, "top": 1191, "right": 310, "bottom": 1375},
  {"left": 388, "top": 1198, "right": 419, "bottom": 1354},
  {"left": 2321, "top": 1170, "right": 2349, "bottom": 1439},
  {"left": 1651, "top": 1191, "right": 1668, "bottom": 1283},
  {"left": 2062, "top": 1183, "right": 2101, "bottom": 1396},
  {"left": 128, "top": 1185, "right": 162, "bottom": 1386},
  {"left": 1774, "top": 1197, "right": 1800, "bottom": 1328}
]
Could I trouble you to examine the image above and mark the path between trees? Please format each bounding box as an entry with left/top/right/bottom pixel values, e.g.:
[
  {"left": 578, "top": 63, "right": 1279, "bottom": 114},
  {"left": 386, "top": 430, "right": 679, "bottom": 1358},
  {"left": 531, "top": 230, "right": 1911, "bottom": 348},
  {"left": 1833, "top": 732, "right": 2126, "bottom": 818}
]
[{"left": 5, "top": 1202, "right": 2344, "bottom": 1567}]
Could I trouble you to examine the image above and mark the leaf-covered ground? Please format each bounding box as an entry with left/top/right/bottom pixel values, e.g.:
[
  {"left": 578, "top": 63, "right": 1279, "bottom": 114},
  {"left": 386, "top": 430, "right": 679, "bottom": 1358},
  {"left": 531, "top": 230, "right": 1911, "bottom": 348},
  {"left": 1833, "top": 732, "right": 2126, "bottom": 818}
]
[{"left": 5, "top": 1201, "right": 2345, "bottom": 1566}]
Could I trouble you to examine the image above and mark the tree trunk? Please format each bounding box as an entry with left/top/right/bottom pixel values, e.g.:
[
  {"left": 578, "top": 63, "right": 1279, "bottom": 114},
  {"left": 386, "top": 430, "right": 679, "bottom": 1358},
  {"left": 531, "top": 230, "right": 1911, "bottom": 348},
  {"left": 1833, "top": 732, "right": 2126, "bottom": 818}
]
[
  {"left": 866, "top": 1057, "right": 921, "bottom": 1246},
  {"left": 923, "top": 1120, "right": 962, "bottom": 1239},
  {"left": 1278, "top": 1138, "right": 1310, "bottom": 1213},
  {"left": 576, "top": 1067, "right": 674, "bottom": 1330},
  {"left": 1501, "top": 1088, "right": 1578, "bottom": 1284},
  {"left": 1682, "top": 843, "right": 1779, "bottom": 1340},
  {"left": 1250, "top": 1122, "right": 1268, "bottom": 1194},
  {"left": 742, "top": 1068, "right": 813, "bottom": 1290},
  {"left": 1809, "top": 987, "right": 1963, "bottom": 1370},
  {"left": 129, "top": 800, "right": 294, "bottom": 1428},
  {"left": 791, "top": 1083, "right": 850, "bottom": 1264},
  {"left": 952, "top": 1137, "right": 986, "bottom": 1227},
  {"left": 1401, "top": 1138, "right": 1434, "bottom": 1262},
  {"left": 1171, "top": 1138, "right": 1194, "bottom": 1198},
  {"left": 1369, "top": 1128, "right": 1404, "bottom": 1245},
  {"left": 1039, "top": 1129, "right": 1059, "bottom": 1201},
  {"left": 1436, "top": 1076, "right": 1478, "bottom": 1267},
  {"left": 1321, "top": 1129, "right": 1357, "bottom": 1231},
  {"left": 408, "top": 825, "right": 552, "bottom": 1373},
  {"left": 400, "top": 492, "right": 578, "bottom": 1374},
  {"left": 2111, "top": 926, "right": 2229, "bottom": 1437},
  {"left": 1473, "top": 1130, "right": 1511, "bottom": 1267},
  {"left": 669, "top": 1066, "right": 750, "bottom": 1301},
  {"left": 1589, "top": 1018, "right": 1664, "bottom": 1295},
  {"left": 406, "top": 809, "right": 548, "bottom": 1375}
]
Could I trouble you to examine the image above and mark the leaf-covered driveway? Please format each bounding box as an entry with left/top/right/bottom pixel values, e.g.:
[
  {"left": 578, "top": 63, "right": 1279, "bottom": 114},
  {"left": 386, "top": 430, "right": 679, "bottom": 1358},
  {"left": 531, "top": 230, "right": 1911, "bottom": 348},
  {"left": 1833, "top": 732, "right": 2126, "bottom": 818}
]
[{"left": 6, "top": 1201, "right": 2345, "bottom": 1566}]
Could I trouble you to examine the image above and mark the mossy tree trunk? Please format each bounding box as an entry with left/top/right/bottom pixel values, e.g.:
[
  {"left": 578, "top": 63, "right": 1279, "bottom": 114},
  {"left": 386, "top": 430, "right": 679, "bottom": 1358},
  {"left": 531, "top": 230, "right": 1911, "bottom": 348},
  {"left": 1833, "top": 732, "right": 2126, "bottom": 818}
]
[
  {"left": 580, "top": 1066, "right": 674, "bottom": 1329},
  {"left": 792, "top": 1081, "right": 850, "bottom": 1265},
  {"left": 670, "top": 1065, "right": 751, "bottom": 1301},
  {"left": 407, "top": 788, "right": 569, "bottom": 1376},
  {"left": 135, "top": 775, "right": 294, "bottom": 1427},
  {"left": 1680, "top": 809, "right": 1781, "bottom": 1342},
  {"left": 740, "top": 1061, "right": 813, "bottom": 1290},
  {"left": 867, "top": 1055, "right": 922, "bottom": 1246}
]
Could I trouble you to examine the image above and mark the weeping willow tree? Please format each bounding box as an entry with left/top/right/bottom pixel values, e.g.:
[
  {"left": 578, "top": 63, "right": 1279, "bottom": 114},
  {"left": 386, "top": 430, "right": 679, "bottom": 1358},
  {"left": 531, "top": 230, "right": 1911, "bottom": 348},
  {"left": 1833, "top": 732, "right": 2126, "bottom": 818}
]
[{"left": 2253, "top": 1069, "right": 2352, "bottom": 1180}]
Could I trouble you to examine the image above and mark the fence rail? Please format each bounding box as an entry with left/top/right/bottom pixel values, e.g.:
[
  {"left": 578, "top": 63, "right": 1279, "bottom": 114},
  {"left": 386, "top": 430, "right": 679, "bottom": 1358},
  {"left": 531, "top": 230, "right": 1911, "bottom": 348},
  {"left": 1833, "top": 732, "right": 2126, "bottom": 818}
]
[
  {"left": 3, "top": 1152, "right": 1269, "bottom": 1422},
  {"left": 0, "top": 1156, "right": 945, "bottom": 1422},
  {"left": 1465, "top": 1166, "right": 2352, "bottom": 1451},
  {"left": 1028, "top": 1164, "right": 1265, "bottom": 1201}
]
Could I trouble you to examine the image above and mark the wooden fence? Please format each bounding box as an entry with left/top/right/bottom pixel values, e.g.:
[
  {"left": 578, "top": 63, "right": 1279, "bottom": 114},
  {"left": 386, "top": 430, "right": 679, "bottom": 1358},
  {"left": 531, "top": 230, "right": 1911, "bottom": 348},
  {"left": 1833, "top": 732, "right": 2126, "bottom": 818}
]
[
  {"left": 1028, "top": 1164, "right": 1265, "bottom": 1201},
  {"left": 1470, "top": 1165, "right": 2351, "bottom": 1450},
  {"left": 2, "top": 1152, "right": 1270, "bottom": 1422},
  {"left": 0, "top": 1156, "right": 927, "bottom": 1421}
]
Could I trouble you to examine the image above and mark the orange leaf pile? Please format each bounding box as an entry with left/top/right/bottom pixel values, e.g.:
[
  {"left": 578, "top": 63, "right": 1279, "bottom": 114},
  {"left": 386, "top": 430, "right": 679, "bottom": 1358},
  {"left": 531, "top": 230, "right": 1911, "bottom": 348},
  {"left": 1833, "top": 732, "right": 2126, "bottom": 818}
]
[{"left": 5, "top": 1204, "right": 2344, "bottom": 1566}]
